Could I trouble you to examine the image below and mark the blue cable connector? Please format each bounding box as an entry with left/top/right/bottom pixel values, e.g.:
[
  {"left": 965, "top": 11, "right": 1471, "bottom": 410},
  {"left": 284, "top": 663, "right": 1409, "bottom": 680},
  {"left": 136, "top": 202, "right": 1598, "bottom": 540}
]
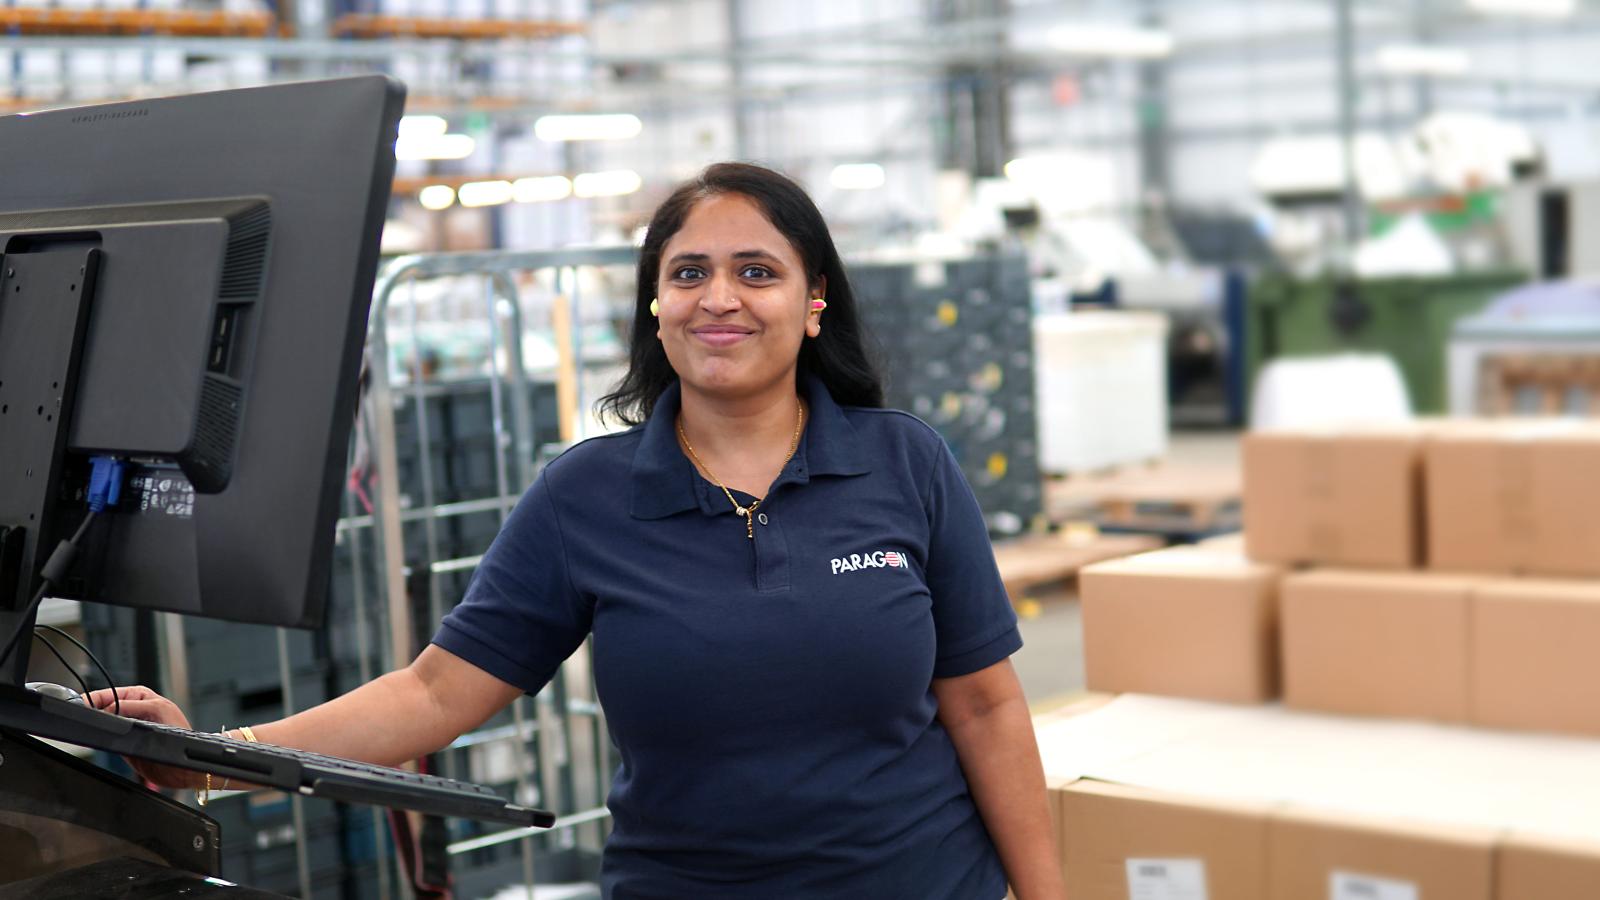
[{"left": 87, "top": 456, "right": 125, "bottom": 513}]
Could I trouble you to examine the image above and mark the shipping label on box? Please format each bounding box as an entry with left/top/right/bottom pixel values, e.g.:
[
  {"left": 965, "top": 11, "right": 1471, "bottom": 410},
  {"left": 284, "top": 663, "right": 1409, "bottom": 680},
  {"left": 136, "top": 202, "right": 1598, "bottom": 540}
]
[
  {"left": 1126, "top": 858, "right": 1207, "bottom": 899},
  {"left": 1330, "top": 870, "right": 1418, "bottom": 900},
  {"left": 1268, "top": 809, "right": 1495, "bottom": 900}
]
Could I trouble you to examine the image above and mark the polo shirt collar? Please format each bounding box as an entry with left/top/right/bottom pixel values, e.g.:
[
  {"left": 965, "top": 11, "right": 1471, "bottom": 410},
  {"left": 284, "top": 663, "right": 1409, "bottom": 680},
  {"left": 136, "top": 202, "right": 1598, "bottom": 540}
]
[{"left": 629, "top": 372, "right": 870, "bottom": 520}]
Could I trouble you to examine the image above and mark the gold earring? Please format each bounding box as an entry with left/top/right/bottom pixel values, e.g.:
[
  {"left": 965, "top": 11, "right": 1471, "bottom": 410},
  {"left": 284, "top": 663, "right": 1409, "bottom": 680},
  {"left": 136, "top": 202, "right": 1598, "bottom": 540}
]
[
  {"left": 649, "top": 298, "right": 660, "bottom": 317},
  {"left": 810, "top": 297, "right": 827, "bottom": 314}
]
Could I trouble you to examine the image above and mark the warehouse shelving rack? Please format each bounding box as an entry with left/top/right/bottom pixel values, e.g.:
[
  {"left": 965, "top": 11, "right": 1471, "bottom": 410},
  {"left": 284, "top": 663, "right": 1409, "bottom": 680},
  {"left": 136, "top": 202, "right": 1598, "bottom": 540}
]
[
  {"left": 331, "top": 13, "right": 581, "bottom": 39},
  {"left": 352, "top": 245, "right": 637, "bottom": 896},
  {"left": 0, "top": 8, "right": 275, "bottom": 36},
  {"left": 0, "top": 0, "right": 589, "bottom": 121}
]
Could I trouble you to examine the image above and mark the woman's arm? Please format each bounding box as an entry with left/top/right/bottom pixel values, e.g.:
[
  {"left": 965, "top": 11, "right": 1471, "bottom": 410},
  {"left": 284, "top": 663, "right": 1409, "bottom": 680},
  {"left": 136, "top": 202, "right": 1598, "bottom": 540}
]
[
  {"left": 933, "top": 659, "right": 1066, "bottom": 900},
  {"left": 89, "top": 644, "right": 523, "bottom": 788},
  {"left": 245, "top": 645, "right": 523, "bottom": 764}
]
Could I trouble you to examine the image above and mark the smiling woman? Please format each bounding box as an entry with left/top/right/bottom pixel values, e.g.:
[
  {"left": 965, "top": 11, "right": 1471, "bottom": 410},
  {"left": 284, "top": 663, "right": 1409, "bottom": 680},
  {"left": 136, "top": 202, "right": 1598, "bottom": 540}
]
[
  {"left": 657, "top": 195, "right": 819, "bottom": 402},
  {"left": 95, "top": 162, "right": 1065, "bottom": 900},
  {"left": 599, "top": 162, "right": 882, "bottom": 429}
]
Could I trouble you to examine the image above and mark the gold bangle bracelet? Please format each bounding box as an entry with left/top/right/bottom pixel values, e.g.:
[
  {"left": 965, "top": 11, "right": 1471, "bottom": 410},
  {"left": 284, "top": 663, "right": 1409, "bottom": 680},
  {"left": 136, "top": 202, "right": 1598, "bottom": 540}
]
[
  {"left": 200, "top": 729, "right": 226, "bottom": 807},
  {"left": 200, "top": 725, "right": 252, "bottom": 806}
]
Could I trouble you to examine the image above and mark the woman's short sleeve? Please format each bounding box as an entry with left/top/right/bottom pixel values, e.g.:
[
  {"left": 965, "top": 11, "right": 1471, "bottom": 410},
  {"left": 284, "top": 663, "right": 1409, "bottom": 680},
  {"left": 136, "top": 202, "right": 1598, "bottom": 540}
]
[
  {"left": 431, "top": 471, "right": 593, "bottom": 694},
  {"left": 922, "top": 441, "right": 1023, "bottom": 678}
]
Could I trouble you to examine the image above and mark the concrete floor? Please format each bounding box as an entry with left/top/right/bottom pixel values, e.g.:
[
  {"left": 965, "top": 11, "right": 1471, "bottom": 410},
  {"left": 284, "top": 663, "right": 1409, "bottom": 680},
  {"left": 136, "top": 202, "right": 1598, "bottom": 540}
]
[
  {"left": 1011, "top": 583, "right": 1086, "bottom": 708},
  {"left": 1011, "top": 430, "right": 1241, "bottom": 709}
]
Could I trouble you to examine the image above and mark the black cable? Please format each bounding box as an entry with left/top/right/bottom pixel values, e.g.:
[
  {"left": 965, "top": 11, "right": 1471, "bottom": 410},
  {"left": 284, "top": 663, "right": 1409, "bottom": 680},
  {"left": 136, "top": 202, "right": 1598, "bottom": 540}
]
[
  {"left": 30, "top": 631, "right": 93, "bottom": 703},
  {"left": 0, "top": 511, "right": 98, "bottom": 669},
  {"left": 35, "top": 623, "right": 119, "bottom": 717}
]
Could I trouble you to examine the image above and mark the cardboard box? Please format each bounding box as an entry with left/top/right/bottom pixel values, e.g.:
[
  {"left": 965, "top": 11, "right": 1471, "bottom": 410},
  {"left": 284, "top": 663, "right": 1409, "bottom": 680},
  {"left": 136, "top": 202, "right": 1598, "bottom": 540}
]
[
  {"left": 1268, "top": 808, "right": 1496, "bottom": 900},
  {"left": 1043, "top": 775, "right": 1073, "bottom": 890},
  {"left": 1425, "top": 420, "right": 1600, "bottom": 576},
  {"left": 1499, "top": 834, "right": 1600, "bottom": 900},
  {"left": 1243, "top": 426, "right": 1426, "bottom": 569},
  {"left": 1280, "top": 570, "right": 1476, "bottom": 722},
  {"left": 1472, "top": 578, "right": 1600, "bottom": 737},
  {"left": 1080, "top": 548, "right": 1281, "bottom": 703},
  {"left": 1059, "top": 780, "right": 1269, "bottom": 900}
]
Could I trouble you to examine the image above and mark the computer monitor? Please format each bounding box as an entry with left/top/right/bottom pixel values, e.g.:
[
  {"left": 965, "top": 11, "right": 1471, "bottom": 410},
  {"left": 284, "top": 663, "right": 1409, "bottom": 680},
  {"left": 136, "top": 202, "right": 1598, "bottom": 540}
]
[{"left": 0, "top": 76, "right": 405, "bottom": 684}]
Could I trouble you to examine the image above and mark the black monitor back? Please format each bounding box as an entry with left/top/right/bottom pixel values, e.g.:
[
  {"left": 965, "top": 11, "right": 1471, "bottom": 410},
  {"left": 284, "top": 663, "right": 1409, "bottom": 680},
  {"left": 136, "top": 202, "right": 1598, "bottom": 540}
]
[{"left": 0, "top": 77, "right": 404, "bottom": 629}]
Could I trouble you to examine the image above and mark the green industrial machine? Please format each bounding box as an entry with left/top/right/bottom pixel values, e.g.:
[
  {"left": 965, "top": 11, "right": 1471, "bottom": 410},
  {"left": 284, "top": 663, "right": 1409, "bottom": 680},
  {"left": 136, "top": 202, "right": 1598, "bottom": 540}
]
[{"left": 1246, "top": 270, "right": 1526, "bottom": 415}]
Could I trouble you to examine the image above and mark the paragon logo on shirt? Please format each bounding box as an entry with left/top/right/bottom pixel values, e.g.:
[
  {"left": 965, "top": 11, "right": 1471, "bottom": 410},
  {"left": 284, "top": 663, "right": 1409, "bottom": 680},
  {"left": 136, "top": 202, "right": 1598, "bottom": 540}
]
[{"left": 831, "top": 550, "right": 910, "bottom": 574}]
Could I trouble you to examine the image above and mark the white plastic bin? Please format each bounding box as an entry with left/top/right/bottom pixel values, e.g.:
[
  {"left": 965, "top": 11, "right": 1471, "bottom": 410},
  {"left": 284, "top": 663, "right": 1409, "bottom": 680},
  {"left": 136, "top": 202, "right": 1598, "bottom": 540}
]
[
  {"left": 1033, "top": 311, "right": 1169, "bottom": 474},
  {"left": 1249, "top": 354, "right": 1411, "bottom": 430}
]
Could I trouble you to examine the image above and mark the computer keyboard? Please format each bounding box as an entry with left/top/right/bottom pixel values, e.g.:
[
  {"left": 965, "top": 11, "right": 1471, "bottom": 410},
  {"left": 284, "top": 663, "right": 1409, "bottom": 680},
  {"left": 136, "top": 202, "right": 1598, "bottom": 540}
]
[{"left": 0, "top": 684, "right": 554, "bottom": 828}]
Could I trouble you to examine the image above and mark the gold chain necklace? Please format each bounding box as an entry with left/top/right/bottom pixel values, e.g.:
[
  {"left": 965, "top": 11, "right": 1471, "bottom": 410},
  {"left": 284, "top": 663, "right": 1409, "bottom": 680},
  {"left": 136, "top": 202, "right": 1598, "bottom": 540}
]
[{"left": 677, "top": 399, "right": 805, "bottom": 539}]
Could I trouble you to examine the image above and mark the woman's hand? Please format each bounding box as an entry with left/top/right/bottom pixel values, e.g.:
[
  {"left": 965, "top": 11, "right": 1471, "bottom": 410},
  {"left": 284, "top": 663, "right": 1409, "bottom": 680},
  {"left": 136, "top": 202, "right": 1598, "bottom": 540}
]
[{"left": 86, "top": 685, "right": 206, "bottom": 791}]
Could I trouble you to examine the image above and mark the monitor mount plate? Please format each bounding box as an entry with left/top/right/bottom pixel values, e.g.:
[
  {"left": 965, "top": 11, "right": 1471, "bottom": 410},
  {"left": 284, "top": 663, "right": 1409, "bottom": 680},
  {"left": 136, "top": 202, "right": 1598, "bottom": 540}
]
[{"left": 0, "top": 247, "right": 100, "bottom": 683}]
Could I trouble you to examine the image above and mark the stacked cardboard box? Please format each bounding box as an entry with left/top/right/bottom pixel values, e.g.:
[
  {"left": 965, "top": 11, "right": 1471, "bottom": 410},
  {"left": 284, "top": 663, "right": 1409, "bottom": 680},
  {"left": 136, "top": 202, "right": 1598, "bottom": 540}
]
[
  {"left": 1425, "top": 420, "right": 1600, "bottom": 577},
  {"left": 1279, "top": 569, "right": 1477, "bottom": 722},
  {"left": 1241, "top": 419, "right": 1600, "bottom": 737},
  {"left": 1080, "top": 547, "right": 1281, "bottom": 703},
  {"left": 1064, "top": 418, "right": 1600, "bottom": 896},
  {"left": 1057, "top": 779, "right": 1503, "bottom": 900},
  {"left": 1500, "top": 836, "right": 1600, "bottom": 900},
  {"left": 1242, "top": 424, "right": 1429, "bottom": 569},
  {"left": 1036, "top": 696, "right": 1600, "bottom": 900},
  {"left": 1472, "top": 578, "right": 1600, "bottom": 737},
  {"left": 1060, "top": 780, "right": 1270, "bottom": 900}
]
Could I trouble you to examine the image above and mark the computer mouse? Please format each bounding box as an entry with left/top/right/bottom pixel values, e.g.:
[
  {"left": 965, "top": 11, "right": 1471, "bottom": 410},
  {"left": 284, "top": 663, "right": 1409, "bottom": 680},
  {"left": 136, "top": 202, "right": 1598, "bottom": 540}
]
[{"left": 25, "top": 681, "right": 87, "bottom": 706}]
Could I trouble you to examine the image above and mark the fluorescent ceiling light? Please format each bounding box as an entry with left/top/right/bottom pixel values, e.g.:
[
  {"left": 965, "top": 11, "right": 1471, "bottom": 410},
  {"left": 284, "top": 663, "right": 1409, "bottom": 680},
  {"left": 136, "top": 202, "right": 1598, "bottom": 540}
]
[
  {"left": 1467, "top": 0, "right": 1574, "bottom": 17},
  {"left": 398, "top": 115, "right": 447, "bottom": 138},
  {"left": 395, "top": 133, "right": 476, "bottom": 161},
  {"left": 458, "top": 180, "right": 515, "bottom": 208},
  {"left": 535, "top": 114, "right": 643, "bottom": 142},
  {"left": 574, "top": 169, "right": 643, "bottom": 198},
  {"left": 513, "top": 175, "right": 574, "bottom": 203},
  {"left": 1376, "top": 43, "right": 1470, "bottom": 77},
  {"left": 829, "top": 163, "right": 885, "bottom": 191},
  {"left": 418, "top": 184, "right": 456, "bottom": 210},
  {"left": 1047, "top": 23, "right": 1175, "bottom": 59}
]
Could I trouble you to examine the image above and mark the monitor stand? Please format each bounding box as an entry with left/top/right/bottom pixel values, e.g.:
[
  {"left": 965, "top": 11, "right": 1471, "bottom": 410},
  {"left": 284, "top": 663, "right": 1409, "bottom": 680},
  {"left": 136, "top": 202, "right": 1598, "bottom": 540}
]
[{"left": 0, "top": 251, "right": 286, "bottom": 897}]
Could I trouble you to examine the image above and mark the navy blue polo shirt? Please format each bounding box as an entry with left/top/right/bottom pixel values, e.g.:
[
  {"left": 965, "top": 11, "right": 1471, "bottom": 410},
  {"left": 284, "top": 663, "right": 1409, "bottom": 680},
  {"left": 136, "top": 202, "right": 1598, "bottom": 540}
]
[{"left": 432, "top": 372, "right": 1022, "bottom": 899}]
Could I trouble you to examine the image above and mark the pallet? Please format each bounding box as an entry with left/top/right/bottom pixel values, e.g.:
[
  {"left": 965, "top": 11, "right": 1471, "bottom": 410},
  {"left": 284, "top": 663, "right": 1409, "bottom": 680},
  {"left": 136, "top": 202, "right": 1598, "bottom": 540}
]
[
  {"left": 1041, "top": 457, "right": 1163, "bottom": 482},
  {"left": 992, "top": 531, "right": 1163, "bottom": 603},
  {"left": 1044, "top": 462, "right": 1241, "bottom": 537},
  {"left": 1478, "top": 353, "right": 1600, "bottom": 416}
]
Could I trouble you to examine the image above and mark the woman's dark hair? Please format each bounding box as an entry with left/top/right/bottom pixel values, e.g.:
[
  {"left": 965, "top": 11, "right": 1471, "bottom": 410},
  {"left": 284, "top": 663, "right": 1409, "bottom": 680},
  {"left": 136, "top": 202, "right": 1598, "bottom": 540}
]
[{"left": 597, "top": 162, "right": 884, "bottom": 426}]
